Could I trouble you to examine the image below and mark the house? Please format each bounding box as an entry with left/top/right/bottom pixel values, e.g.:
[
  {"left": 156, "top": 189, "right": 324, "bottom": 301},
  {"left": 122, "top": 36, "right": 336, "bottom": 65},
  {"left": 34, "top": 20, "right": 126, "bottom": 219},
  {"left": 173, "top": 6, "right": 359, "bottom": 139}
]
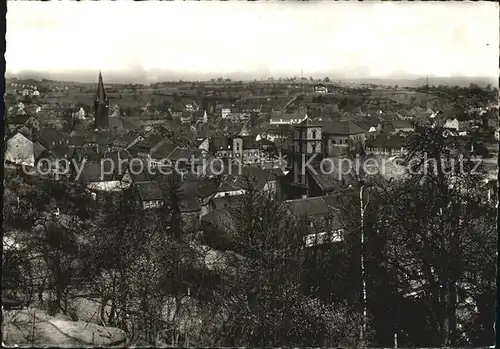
[
  {"left": 34, "top": 127, "right": 70, "bottom": 149},
  {"left": 72, "top": 159, "right": 127, "bottom": 193},
  {"left": 444, "top": 117, "right": 460, "bottom": 131},
  {"left": 229, "top": 108, "right": 248, "bottom": 122},
  {"left": 108, "top": 117, "right": 126, "bottom": 132},
  {"left": 185, "top": 101, "right": 198, "bottom": 113},
  {"left": 169, "top": 102, "right": 185, "bottom": 119},
  {"left": 36, "top": 145, "right": 75, "bottom": 178},
  {"left": 6, "top": 115, "right": 40, "bottom": 138},
  {"left": 197, "top": 177, "right": 221, "bottom": 217},
  {"left": 195, "top": 110, "right": 208, "bottom": 124},
  {"left": 149, "top": 142, "right": 178, "bottom": 168},
  {"left": 221, "top": 106, "right": 231, "bottom": 119},
  {"left": 270, "top": 109, "right": 308, "bottom": 125},
  {"left": 200, "top": 208, "right": 237, "bottom": 250},
  {"left": 178, "top": 179, "right": 203, "bottom": 233},
  {"left": 284, "top": 194, "right": 346, "bottom": 247},
  {"left": 72, "top": 107, "right": 86, "bottom": 120},
  {"left": 365, "top": 135, "right": 407, "bottom": 157},
  {"left": 112, "top": 132, "right": 144, "bottom": 150},
  {"left": 322, "top": 121, "right": 366, "bottom": 156},
  {"left": 354, "top": 121, "right": 382, "bottom": 138},
  {"left": 315, "top": 84, "right": 328, "bottom": 94},
  {"left": 167, "top": 146, "right": 209, "bottom": 177},
  {"left": 5, "top": 132, "right": 35, "bottom": 166},
  {"left": 181, "top": 110, "right": 193, "bottom": 124},
  {"left": 391, "top": 120, "right": 414, "bottom": 134},
  {"left": 264, "top": 125, "right": 294, "bottom": 143},
  {"left": 82, "top": 132, "right": 115, "bottom": 153},
  {"left": 120, "top": 162, "right": 154, "bottom": 185},
  {"left": 135, "top": 181, "right": 164, "bottom": 209},
  {"left": 129, "top": 133, "right": 173, "bottom": 159},
  {"left": 207, "top": 167, "right": 285, "bottom": 211},
  {"left": 209, "top": 130, "right": 280, "bottom": 167}
]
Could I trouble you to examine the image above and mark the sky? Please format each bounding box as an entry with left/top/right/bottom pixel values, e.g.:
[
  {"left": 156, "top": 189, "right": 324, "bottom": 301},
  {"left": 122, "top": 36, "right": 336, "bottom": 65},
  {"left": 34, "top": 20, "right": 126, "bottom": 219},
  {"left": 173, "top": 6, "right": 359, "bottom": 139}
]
[{"left": 6, "top": 1, "right": 499, "bottom": 83}]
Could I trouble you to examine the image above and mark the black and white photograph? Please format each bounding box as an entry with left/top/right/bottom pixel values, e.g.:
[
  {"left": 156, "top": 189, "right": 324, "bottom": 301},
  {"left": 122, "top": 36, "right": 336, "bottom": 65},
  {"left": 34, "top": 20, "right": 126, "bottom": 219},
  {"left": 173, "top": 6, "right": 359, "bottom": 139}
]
[{"left": 2, "top": 1, "right": 499, "bottom": 347}]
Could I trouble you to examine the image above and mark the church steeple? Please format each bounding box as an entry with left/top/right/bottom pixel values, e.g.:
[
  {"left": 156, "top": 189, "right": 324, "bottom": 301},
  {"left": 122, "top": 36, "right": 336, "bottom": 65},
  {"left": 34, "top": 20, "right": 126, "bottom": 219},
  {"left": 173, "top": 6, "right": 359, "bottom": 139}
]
[
  {"left": 94, "top": 71, "right": 109, "bottom": 130},
  {"left": 95, "top": 71, "right": 107, "bottom": 103}
]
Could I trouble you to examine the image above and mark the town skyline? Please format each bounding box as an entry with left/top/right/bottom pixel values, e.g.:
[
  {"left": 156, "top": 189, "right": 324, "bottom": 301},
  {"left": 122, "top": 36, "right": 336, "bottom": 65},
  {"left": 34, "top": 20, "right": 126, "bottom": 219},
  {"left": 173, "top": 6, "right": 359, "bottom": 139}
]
[{"left": 6, "top": 1, "right": 499, "bottom": 84}]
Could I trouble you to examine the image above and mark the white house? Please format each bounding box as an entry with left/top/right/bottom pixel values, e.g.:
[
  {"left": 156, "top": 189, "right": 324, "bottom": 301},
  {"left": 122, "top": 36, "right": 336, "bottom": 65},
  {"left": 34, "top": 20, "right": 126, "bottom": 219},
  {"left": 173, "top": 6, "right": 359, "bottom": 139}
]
[
  {"left": 221, "top": 107, "right": 231, "bottom": 119},
  {"left": 73, "top": 107, "right": 86, "bottom": 120},
  {"left": 5, "top": 132, "right": 35, "bottom": 166},
  {"left": 444, "top": 117, "right": 459, "bottom": 131},
  {"left": 315, "top": 84, "right": 328, "bottom": 94}
]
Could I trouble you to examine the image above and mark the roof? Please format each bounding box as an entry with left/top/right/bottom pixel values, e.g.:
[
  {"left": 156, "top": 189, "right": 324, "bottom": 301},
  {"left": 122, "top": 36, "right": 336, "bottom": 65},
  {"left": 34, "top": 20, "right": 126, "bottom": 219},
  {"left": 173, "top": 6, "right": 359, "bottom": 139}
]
[
  {"left": 283, "top": 194, "right": 347, "bottom": 230},
  {"left": 322, "top": 121, "right": 365, "bottom": 135},
  {"left": 113, "top": 132, "right": 141, "bottom": 147},
  {"left": 150, "top": 142, "right": 177, "bottom": 160},
  {"left": 108, "top": 117, "right": 125, "bottom": 130},
  {"left": 171, "top": 101, "right": 185, "bottom": 111},
  {"left": 209, "top": 137, "right": 232, "bottom": 151},
  {"left": 391, "top": 120, "right": 413, "bottom": 129},
  {"left": 270, "top": 110, "right": 307, "bottom": 122},
  {"left": 197, "top": 177, "right": 221, "bottom": 198},
  {"left": 124, "top": 163, "right": 152, "bottom": 182},
  {"left": 102, "top": 151, "right": 130, "bottom": 175},
  {"left": 354, "top": 121, "right": 380, "bottom": 133},
  {"left": 8, "top": 115, "right": 33, "bottom": 125},
  {"left": 139, "top": 133, "right": 167, "bottom": 148},
  {"left": 72, "top": 146, "right": 100, "bottom": 162},
  {"left": 266, "top": 124, "right": 294, "bottom": 136},
  {"left": 284, "top": 196, "right": 330, "bottom": 217},
  {"left": 84, "top": 132, "right": 114, "bottom": 146},
  {"left": 77, "top": 160, "right": 114, "bottom": 182},
  {"left": 178, "top": 180, "right": 202, "bottom": 212},
  {"left": 295, "top": 117, "right": 319, "bottom": 128},
  {"left": 181, "top": 110, "right": 193, "bottom": 118},
  {"left": 50, "top": 145, "right": 74, "bottom": 159},
  {"left": 136, "top": 181, "right": 163, "bottom": 202},
  {"left": 201, "top": 208, "right": 236, "bottom": 233},
  {"left": 168, "top": 147, "right": 203, "bottom": 162},
  {"left": 308, "top": 169, "right": 337, "bottom": 192},
  {"left": 366, "top": 135, "right": 405, "bottom": 149},
  {"left": 36, "top": 128, "right": 67, "bottom": 148},
  {"left": 220, "top": 166, "right": 284, "bottom": 191}
]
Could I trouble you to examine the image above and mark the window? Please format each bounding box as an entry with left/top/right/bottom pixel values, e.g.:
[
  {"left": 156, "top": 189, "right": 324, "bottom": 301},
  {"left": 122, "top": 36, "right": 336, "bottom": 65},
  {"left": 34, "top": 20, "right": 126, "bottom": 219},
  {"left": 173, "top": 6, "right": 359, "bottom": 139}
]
[
  {"left": 311, "top": 144, "right": 316, "bottom": 153},
  {"left": 312, "top": 130, "right": 316, "bottom": 139}
]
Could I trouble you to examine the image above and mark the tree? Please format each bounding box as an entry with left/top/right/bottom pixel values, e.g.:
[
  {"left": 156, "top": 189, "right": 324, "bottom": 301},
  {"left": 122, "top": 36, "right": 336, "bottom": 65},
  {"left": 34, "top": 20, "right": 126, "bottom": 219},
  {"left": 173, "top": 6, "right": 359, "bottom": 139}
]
[
  {"left": 324, "top": 77, "right": 330, "bottom": 83},
  {"left": 196, "top": 182, "right": 366, "bottom": 347},
  {"left": 364, "top": 124, "right": 496, "bottom": 346}
]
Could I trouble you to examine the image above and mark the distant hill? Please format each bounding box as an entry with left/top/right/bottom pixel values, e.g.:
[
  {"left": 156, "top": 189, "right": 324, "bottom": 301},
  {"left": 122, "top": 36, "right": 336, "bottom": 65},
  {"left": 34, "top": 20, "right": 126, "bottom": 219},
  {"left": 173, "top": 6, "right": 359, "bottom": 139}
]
[
  {"left": 338, "top": 76, "right": 498, "bottom": 88},
  {"left": 6, "top": 70, "right": 498, "bottom": 88}
]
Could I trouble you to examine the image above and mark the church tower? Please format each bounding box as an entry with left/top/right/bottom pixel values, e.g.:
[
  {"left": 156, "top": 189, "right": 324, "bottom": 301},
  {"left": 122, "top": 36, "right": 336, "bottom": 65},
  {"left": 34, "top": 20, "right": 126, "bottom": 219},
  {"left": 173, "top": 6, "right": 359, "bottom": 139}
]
[
  {"left": 94, "top": 72, "right": 109, "bottom": 130},
  {"left": 290, "top": 116, "right": 322, "bottom": 196}
]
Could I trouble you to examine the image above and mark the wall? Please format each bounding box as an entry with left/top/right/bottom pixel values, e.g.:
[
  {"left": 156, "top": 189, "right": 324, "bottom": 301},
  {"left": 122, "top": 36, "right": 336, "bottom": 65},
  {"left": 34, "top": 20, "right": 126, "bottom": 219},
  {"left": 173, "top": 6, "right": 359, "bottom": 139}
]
[{"left": 5, "top": 133, "right": 35, "bottom": 166}]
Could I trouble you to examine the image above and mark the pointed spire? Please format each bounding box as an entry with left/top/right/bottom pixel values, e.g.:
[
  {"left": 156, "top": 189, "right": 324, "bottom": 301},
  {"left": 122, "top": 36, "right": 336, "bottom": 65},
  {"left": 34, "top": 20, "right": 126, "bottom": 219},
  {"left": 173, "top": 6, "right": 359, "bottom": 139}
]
[{"left": 95, "top": 71, "right": 107, "bottom": 103}]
